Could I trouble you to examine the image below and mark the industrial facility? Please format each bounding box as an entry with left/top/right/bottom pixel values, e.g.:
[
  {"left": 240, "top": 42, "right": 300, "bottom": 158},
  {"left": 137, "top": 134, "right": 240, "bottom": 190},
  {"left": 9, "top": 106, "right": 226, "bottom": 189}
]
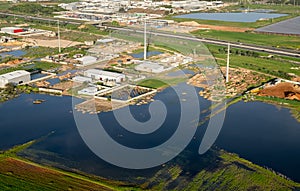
[
  {"left": 0, "top": 70, "right": 31, "bottom": 88},
  {"left": 84, "top": 69, "right": 126, "bottom": 83},
  {"left": 135, "top": 61, "right": 165, "bottom": 73}
]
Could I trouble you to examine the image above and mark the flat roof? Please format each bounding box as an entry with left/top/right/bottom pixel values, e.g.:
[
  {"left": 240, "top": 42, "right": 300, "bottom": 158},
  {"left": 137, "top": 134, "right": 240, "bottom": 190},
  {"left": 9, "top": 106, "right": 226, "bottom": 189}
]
[
  {"left": 1, "top": 27, "right": 23, "bottom": 30},
  {"left": 0, "top": 70, "right": 30, "bottom": 80},
  {"left": 136, "top": 62, "right": 163, "bottom": 70},
  {"left": 85, "top": 69, "right": 125, "bottom": 78}
]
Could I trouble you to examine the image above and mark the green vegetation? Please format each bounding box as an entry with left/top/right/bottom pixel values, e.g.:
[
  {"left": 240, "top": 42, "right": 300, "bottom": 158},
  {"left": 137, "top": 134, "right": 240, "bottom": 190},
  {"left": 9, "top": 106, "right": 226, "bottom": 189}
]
[
  {"left": 138, "top": 77, "right": 186, "bottom": 89},
  {"left": 0, "top": 142, "right": 139, "bottom": 191},
  {"left": 0, "top": 84, "right": 38, "bottom": 102},
  {"left": 142, "top": 149, "right": 300, "bottom": 191},
  {"left": 1, "top": 138, "right": 300, "bottom": 191},
  {"left": 8, "top": 3, "right": 64, "bottom": 16},
  {"left": 59, "top": 27, "right": 108, "bottom": 42},
  {"left": 33, "top": 61, "right": 60, "bottom": 71},
  {"left": 24, "top": 47, "right": 59, "bottom": 58},
  {"left": 0, "top": 61, "right": 60, "bottom": 75},
  {"left": 192, "top": 30, "right": 300, "bottom": 50},
  {"left": 138, "top": 79, "right": 168, "bottom": 89},
  {"left": 206, "top": 44, "right": 300, "bottom": 79}
]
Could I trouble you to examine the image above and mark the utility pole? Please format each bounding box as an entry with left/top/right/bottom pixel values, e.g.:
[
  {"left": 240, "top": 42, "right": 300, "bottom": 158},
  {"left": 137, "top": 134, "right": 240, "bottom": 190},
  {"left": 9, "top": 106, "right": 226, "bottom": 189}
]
[
  {"left": 57, "top": 20, "right": 61, "bottom": 53},
  {"left": 144, "top": 19, "right": 147, "bottom": 60},
  {"left": 226, "top": 43, "right": 230, "bottom": 83}
]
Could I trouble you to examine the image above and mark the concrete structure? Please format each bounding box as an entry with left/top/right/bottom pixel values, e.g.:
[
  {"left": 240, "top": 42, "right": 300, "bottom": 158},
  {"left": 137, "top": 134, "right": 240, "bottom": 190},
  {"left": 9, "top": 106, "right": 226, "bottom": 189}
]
[
  {"left": 76, "top": 56, "right": 97, "bottom": 66},
  {"left": 72, "top": 76, "right": 92, "bottom": 83},
  {"left": 84, "top": 69, "right": 125, "bottom": 83},
  {"left": 0, "top": 70, "right": 30, "bottom": 88},
  {"left": 78, "top": 86, "right": 98, "bottom": 95},
  {"left": 135, "top": 61, "right": 164, "bottom": 73}
]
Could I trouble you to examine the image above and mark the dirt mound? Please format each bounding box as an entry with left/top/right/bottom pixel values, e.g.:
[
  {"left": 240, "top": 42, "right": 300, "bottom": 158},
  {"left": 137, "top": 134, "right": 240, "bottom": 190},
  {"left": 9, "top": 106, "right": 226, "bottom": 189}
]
[
  {"left": 178, "top": 21, "right": 253, "bottom": 32},
  {"left": 178, "top": 21, "right": 201, "bottom": 27},
  {"left": 259, "top": 82, "right": 300, "bottom": 100}
]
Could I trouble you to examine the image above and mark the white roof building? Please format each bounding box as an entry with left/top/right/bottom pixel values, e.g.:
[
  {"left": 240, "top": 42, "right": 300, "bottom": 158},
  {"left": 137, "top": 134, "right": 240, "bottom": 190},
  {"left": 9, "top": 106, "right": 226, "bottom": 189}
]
[
  {"left": 76, "top": 56, "right": 97, "bottom": 66},
  {"left": 135, "top": 61, "right": 165, "bottom": 73},
  {"left": 84, "top": 69, "right": 125, "bottom": 83},
  {"left": 0, "top": 70, "right": 31, "bottom": 88}
]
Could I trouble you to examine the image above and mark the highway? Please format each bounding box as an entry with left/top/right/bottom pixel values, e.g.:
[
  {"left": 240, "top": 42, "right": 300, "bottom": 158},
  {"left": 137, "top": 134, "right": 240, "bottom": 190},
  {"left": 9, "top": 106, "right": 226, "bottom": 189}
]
[
  {"left": 0, "top": 11, "right": 299, "bottom": 58},
  {"left": 108, "top": 26, "right": 300, "bottom": 58}
]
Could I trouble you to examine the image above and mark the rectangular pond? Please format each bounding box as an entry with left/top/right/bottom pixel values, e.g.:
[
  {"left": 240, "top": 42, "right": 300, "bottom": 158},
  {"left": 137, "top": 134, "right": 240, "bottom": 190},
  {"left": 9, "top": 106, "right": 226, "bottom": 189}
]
[{"left": 174, "top": 12, "right": 288, "bottom": 23}]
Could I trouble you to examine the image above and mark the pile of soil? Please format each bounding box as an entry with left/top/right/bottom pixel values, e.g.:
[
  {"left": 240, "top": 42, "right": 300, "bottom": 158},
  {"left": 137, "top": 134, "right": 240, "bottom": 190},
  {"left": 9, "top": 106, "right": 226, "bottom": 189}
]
[{"left": 259, "top": 82, "right": 300, "bottom": 100}]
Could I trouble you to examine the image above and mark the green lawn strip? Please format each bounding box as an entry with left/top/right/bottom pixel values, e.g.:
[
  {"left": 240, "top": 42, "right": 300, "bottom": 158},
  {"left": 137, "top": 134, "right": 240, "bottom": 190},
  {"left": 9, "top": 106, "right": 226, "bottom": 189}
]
[
  {"left": 191, "top": 30, "right": 300, "bottom": 50},
  {"left": 137, "top": 77, "right": 186, "bottom": 89}
]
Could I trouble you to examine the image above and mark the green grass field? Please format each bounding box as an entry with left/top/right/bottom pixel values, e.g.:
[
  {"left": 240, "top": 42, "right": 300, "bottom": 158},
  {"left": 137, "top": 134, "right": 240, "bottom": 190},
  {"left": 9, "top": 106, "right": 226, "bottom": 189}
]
[
  {"left": 206, "top": 44, "right": 300, "bottom": 79},
  {"left": 191, "top": 30, "right": 300, "bottom": 50}
]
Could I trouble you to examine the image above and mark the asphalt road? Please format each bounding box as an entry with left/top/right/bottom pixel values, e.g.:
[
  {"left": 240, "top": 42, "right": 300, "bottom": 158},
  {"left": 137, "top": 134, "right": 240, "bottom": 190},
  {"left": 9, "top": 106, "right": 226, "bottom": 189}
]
[{"left": 108, "top": 26, "right": 300, "bottom": 58}]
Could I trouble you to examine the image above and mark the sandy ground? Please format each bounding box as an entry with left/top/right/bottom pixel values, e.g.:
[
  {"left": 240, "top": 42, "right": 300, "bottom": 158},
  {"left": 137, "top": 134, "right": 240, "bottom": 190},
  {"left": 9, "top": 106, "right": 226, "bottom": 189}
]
[
  {"left": 259, "top": 82, "right": 300, "bottom": 100},
  {"left": 178, "top": 21, "right": 254, "bottom": 32},
  {"left": 25, "top": 38, "right": 82, "bottom": 48}
]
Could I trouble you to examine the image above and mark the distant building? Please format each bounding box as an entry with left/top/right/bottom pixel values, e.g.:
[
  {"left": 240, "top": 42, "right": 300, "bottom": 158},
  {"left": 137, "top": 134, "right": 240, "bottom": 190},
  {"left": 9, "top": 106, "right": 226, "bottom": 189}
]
[
  {"left": 84, "top": 69, "right": 125, "bottom": 83},
  {"left": 1, "top": 27, "right": 23, "bottom": 34},
  {"left": 76, "top": 56, "right": 97, "bottom": 66},
  {"left": 0, "top": 70, "right": 30, "bottom": 88},
  {"left": 135, "top": 61, "right": 164, "bottom": 73}
]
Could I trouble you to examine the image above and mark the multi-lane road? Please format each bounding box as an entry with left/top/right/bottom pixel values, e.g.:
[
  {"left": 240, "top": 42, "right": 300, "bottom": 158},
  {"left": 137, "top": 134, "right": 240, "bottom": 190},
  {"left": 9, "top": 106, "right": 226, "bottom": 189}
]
[
  {"left": 0, "top": 11, "right": 299, "bottom": 58},
  {"left": 108, "top": 26, "right": 300, "bottom": 58}
]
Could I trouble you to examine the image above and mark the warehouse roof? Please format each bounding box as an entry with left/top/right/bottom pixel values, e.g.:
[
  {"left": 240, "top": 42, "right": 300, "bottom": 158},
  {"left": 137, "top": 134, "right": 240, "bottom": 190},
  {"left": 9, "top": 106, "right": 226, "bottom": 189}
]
[
  {"left": 85, "top": 69, "right": 125, "bottom": 78},
  {"left": 0, "top": 70, "right": 30, "bottom": 80}
]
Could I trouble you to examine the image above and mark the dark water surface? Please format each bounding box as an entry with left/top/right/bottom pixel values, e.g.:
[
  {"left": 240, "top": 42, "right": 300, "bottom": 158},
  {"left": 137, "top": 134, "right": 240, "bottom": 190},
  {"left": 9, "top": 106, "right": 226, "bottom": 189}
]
[{"left": 0, "top": 89, "right": 299, "bottom": 181}]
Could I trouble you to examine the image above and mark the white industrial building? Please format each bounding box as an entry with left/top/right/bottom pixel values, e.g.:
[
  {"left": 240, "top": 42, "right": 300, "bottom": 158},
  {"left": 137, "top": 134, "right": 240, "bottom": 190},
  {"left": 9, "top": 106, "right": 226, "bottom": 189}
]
[
  {"left": 0, "top": 70, "right": 31, "bottom": 88},
  {"left": 76, "top": 56, "right": 97, "bottom": 66},
  {"left": 84, "top": 69, "right": 125, "bottom": 83},
  {"left": 135, "top": 61, "right": 165, "bottom": 73}
]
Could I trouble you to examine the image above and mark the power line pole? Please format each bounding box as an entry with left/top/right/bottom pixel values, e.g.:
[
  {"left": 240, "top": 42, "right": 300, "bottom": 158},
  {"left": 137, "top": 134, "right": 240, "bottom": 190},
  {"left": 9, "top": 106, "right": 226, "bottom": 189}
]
[
  {"left": 226, "top": 43, "right": 230, "bottom": 83},
  {"left": 57, "top": 20, "right": 61, "bottom": 53},
  {"left": 144, "top": 19, "right": 147, "bottom": 60}
]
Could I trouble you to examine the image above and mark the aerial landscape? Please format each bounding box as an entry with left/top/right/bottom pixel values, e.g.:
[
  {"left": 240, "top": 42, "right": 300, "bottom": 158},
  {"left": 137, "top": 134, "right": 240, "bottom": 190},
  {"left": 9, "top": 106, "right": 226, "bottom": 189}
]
[{"left": 0, "top": 0, "right": 299, "bottom": 190}]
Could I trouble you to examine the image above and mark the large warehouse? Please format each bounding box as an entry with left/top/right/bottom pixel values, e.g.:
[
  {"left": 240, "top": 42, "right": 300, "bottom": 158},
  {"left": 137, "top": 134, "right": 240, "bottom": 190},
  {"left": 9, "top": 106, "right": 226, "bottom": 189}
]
[
  {"left": 84, "top": 69, "right": 125, "bottom": 83},
  {"left": 0, "top": 70, "right": 31, "bottom": 88}
]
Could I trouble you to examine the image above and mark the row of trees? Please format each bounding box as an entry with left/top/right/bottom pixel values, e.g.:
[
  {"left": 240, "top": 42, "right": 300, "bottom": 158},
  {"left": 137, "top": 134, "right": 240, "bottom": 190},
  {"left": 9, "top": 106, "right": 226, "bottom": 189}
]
[{"left": 218, "top": 48, "right": 260, "bottom": 57}]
